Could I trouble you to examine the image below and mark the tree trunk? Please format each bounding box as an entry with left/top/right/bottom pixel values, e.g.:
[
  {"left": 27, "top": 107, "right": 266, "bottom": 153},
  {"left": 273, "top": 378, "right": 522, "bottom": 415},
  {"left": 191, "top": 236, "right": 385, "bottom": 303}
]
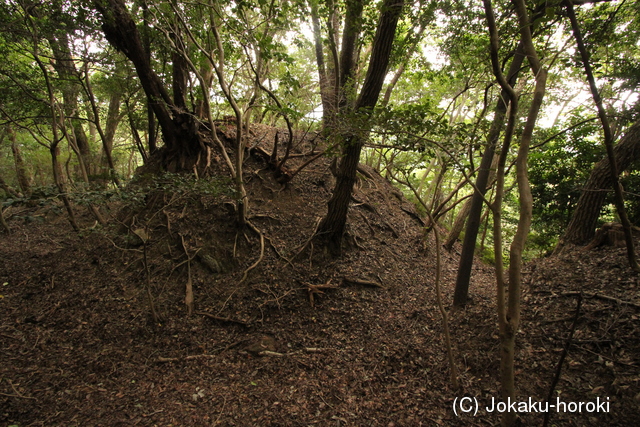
[
  {"left": 94, "top": 0, "right": 203, "bottom": 172},
  {"left": 82, "top": 63, "right": 121, "bottom": 186},
  {"left": 444, "top": 197, "right": 472, "bottom": 251},
  {"left": 141, "top": 0, "right": 158, "bottom": 155},
  {"left": 310, "top": 0, "right": 335, "bottom": 128},
  {"left": 0, "top": 174, "right": 20, "bottom": 198},
  {"left": 104, "top": 92, "right": 122, "bottom": 158},
  {"left": 8, "top": 126, "right": 32, "bottom": 197},
  {"left": 317, "top": 0, "right": 404, "bottom": 252},
  {"left": 453, "top": 42, "right": 525, "bottom": 307},
  {"left": 559, "top": 119, "right": 640, "bottom": 247},
  {"left": 559, "top": 2, "right": 640, "bottom": 272},
  {"left": 48, "top": 33, "right": 92, "bottom": 170}
]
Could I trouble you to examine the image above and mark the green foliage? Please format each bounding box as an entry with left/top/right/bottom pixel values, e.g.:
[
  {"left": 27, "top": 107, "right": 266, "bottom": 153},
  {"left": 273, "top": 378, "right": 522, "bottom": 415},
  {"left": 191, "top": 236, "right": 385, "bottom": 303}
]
[{"left": 529, "top": 116, "right": 603, "bottom": 251}]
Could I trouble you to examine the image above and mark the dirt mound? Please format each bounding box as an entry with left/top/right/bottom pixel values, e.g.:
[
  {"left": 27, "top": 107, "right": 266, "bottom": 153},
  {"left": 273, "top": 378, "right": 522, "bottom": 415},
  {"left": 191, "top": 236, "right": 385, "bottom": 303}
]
[{"left": 1, "top": 125, "right": 638, "bottom": 425}]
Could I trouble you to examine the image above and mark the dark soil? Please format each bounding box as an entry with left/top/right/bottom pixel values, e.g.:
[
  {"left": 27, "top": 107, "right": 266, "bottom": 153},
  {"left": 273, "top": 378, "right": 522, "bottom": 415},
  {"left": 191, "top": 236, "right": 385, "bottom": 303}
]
[{"left": 1, "top": 125, "right": 639, "bottom": 426}]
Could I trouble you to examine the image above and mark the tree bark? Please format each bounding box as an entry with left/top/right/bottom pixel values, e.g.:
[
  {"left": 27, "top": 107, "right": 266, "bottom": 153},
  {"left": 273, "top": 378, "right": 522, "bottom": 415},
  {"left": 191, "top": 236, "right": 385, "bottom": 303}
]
[
  {"left": 317, "top": 0, "right": 404, "bottom": 252},
  {"left": 94, "top": 0, "right": 202, "bottom": 172},
  {"left": 8, "top": 125, "right": 32, "bottom": 197},
  {"left": 560, "top": 1, "right": 639, "bottom": 271},
  {"left": 453, "top": 42, "right": 525, "bottom": 307},
  {"left": 310, "top": 0, "right": 335, "bottom": 128},
  {"left": 559, "top": 119, "right": 640, "bottom": 247},
  {"left": 48, "top": 32, "right": 92, "bottom": 170},
  {"left": 444, "top": 197, "right": 472, "bottom": 250}
]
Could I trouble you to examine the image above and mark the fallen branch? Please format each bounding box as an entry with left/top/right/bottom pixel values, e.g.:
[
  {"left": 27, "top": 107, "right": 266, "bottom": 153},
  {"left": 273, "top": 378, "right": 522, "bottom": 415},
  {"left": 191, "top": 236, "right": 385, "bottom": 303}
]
[
  {"left": 559, "top": 291, "right": 640, "bottom": 309},
  {"left": 292, "top": 216, "right": 322, "bottom": 262},
  {"left": 196, "top": 311, "right": 249, "bottom": 327},
  {"left": 543, "top": 293, "right": 582, "bottom": 427},
  {"left": 343, "top": 276, "right": 384, "bottom": 288},
  {"left": 258, "top": 350, "right": 285, "bottom": 357},
  {"left": 2, "top": 379, "right": 36, "bottom": 400},
  {"left": 157, "top": 354, "right": 218, "bottom": 363}
]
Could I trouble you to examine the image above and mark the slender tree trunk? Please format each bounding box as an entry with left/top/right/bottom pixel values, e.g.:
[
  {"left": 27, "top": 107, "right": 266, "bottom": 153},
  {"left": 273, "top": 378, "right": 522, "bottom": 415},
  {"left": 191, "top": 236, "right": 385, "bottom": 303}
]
[
  {"left": 141, "top": 0, "right": 157, "bottom": 155},
  {"left": 310, "top": 0, "right": 335, "bottom": 128},
  {"left": 497, "top": 1, "right": 547, "bottom": 424},
  {"left": 82, "top": 63, "right": 121, "bottom": 187},
  {"left": 28, "top": 15, "right": 78, "bottom": 231},
  {"left": 317, "top": 0, "right": 404, "bottom": 252},
  {"left": 103, "top": 92, "right": 122, "bottom": 158},
  {"left": 453, "top": 42, "right": 525, "bottom": 307},
  {"left": 8, "top": 126, "right": 32, "bottom": 197},
  {"left": 444, "top": 198, "right": 471, "bottom": 250},
  {"left": 48, "top": 32, "right": 92, "bottom": 170}
]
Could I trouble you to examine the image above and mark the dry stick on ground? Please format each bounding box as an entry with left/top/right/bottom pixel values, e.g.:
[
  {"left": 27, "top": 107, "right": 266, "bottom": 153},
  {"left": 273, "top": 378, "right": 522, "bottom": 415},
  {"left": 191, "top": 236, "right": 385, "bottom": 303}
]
[
  {"left": 196, "top": 311, "right": 249, "bottom": 327},
  {"left": 0, "top": 379, "right": 36, "bottom": 400},
  {"left": 307, "top": 279, "right": 340, "bottom": 307},
  {"left": 141, "top": 231, "right": 160, "bottom": 324},
  {"left": 292, "top": 216, "right": 323, "bottom": 263},
  {"left": 543, "top": 293, "right": 582, "bottom": 427},
  {"left": 565, "top": 0, "right": 640, "bottom": 272},
  {"left": 343, "top": 276, "right": 384, "bottom": 288},
  {"left": 261, "top": 232, "right": 294, "bottom": 268},
  {"left": 559, "top": 291, "right": 640, "bottom": 309},
  {"left": 180, "top": 234, "right": 197, "bottom": 316}
]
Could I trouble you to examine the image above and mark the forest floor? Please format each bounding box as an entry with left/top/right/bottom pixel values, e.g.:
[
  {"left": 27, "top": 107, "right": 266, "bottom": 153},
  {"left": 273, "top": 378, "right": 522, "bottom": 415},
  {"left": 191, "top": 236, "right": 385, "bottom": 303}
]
[{"left": 1, "top": 124, "right": 639, "bottom": 426}]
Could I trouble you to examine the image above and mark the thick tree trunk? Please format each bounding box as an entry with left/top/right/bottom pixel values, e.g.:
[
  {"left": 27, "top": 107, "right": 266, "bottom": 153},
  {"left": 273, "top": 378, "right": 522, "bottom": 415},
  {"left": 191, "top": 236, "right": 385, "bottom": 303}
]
[
  {"left": 94, "top": 0, "right": 202, "bottom": 172},
  {"left": 559, "top": 119, "right": 640, "bottom": 247},
  {"left": 560, "top": 2, "right": 640, "bottom": 272}
]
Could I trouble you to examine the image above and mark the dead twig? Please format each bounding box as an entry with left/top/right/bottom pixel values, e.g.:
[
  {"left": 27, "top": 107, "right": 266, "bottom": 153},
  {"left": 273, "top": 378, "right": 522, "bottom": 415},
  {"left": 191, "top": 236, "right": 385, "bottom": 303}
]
[
  {"left": 258, "top": 350, "right": 285, "bottom": 357},
  {"left": 543, "top": 293, "right": 582, "bottom": 427},
  {"left": 180, "top": 234, "right": 199, "bottom": 316},
  {"left": 559, "top": 291, "right": 640, "bottom": 309},
  {"left": 343, "top": 276, "right": 384, "bottom": 288},
  {"left": 196, "top": 311, "right": 249, "bottom": 327},
  {"left": 262, "top": 233, "right": 294, "bottom": 268},
  {"left": 307, "top": 279, "right": 340, "bottom": 307},
  {"left": 157, "top": 354, "right": 218, "bottom": 363},
  {"left": 292, "top": 216, "right": 322, "bottom": 262},
  {"left": 2, "top": 379, "right": 36, "bottom": 400}
]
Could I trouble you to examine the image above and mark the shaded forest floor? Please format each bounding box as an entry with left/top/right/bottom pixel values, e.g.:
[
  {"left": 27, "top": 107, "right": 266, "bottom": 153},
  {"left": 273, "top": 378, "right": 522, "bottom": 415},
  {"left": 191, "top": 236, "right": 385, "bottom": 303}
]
[{"left": 1, "top": 125, "right": 639, "bottom": 426}]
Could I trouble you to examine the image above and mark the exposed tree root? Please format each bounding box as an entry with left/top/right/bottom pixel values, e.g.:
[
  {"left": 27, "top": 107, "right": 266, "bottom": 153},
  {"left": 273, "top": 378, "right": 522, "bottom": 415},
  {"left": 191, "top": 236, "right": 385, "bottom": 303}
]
[
  {"left": 292, "top": 216, "right": 322, "bottom": 263},
  {"left": 239, "top": 221, "right": 265, "bottom": 284},
  {"left": 306, "top": 279, "right": 340, "bottom": 307}
]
